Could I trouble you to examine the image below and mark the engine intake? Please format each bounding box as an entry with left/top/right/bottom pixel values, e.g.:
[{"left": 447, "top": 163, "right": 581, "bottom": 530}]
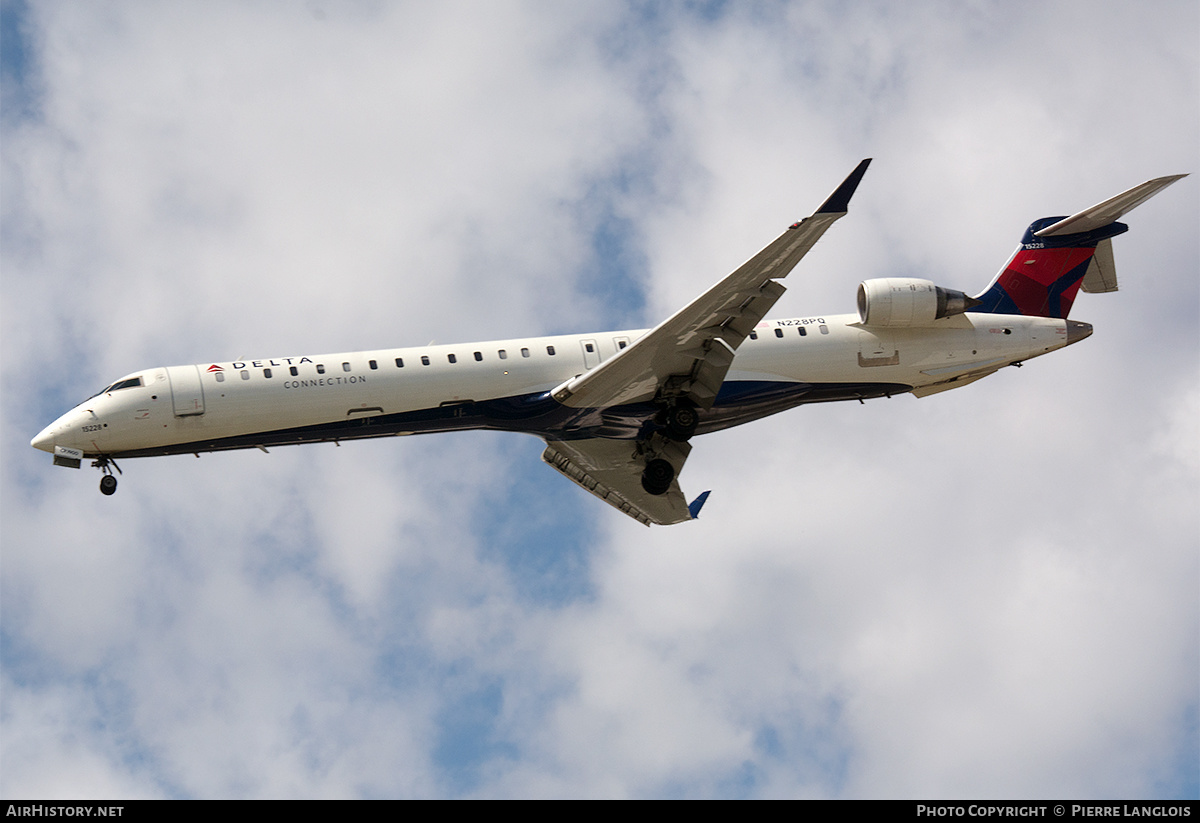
[{"left": 856, "top": 278, "right": 978, "bottom": 327}]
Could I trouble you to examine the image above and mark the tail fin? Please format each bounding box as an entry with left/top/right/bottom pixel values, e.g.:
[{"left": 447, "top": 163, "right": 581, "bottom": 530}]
[{"left": 973, "top": 174, "right": 1187, "bottom": 318}]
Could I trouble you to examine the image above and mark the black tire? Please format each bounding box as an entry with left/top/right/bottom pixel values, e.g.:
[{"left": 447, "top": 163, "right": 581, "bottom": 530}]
[
  {"left": 99, "top": 475, "right": 118, "bottom": 495},
  {"left": 641, "top": 458, "right": 675, "bottom": 496},
  {"left": 664, "top": 402, "right": 698, "bottom": 441}
]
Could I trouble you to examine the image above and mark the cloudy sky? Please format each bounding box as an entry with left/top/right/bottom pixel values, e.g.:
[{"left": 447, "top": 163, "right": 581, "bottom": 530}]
[{"left": 2, "top": 0, "right": 1196, "bottom": 799}]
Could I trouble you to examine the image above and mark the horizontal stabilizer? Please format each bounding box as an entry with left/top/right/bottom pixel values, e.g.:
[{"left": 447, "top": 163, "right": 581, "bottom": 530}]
[
  {"left": 1080, "top": 238, "right": 1119, "bottom": 294},
  {"left": 1035, "top": 174, "right": 1187, "bottom": 237}
]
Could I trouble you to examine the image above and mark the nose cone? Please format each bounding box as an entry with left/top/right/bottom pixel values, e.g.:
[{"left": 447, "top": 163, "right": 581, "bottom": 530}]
[{"left": 31, "top": 424, "right": 57, "bottom": 453}]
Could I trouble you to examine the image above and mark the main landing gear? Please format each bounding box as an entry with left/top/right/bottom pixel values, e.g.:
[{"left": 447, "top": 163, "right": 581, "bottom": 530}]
[
  {"left": 92, "top": 456, "right": 122, "bottom": 495},
  {"left": 641, "top": 458, "right": 675, "bottom": 496},
  {"left": 661, "top": 400, "right": 699, "bottom": 442},
  {"left": 636, "top": 401, "right": 701, "bottom": 496}
]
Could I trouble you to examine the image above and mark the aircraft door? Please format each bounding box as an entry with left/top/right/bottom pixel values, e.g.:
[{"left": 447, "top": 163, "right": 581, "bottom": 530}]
[{"left": 166, "top": 365, "right": 206, "bottom": 416}]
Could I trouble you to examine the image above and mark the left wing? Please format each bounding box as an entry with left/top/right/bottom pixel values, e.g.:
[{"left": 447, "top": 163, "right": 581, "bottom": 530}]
[
  {"left": 551, "top": 159, "right": 871, "bottom": 411},
  {"left": 542, "top": 438, "right": 695, "bottom": 526}
]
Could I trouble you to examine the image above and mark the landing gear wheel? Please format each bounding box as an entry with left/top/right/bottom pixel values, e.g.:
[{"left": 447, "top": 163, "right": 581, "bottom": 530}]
[
  {"left": 663, "top": 402, "right": 698, "bottom": 441},
  {"left": 641, "top": 458, "right": 675, "bottom": 496},
  {"left": 99, "top": 474, "right": 118, "bottom": 495}
]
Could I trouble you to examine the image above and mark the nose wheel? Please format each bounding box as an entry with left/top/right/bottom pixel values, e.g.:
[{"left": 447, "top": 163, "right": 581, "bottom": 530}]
[{"left": 91, "top": 456, "right": 122, "bottom": 496}]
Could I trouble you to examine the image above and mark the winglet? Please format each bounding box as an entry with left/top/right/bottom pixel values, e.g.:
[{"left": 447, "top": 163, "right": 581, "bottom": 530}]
[
  {"left": 688, "top": 490, "right": 712, "bottom": 520},
  {"left": 816, "top": 158, "right": 872, "bottom": 214}
]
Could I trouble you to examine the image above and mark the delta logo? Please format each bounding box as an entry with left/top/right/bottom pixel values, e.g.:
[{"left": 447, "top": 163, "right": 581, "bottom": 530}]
[{"left": 206, "top": 364, "right": 224, "bottom": 372}]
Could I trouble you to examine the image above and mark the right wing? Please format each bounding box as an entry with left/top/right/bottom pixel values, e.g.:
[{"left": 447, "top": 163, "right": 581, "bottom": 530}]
[{"left": 551, "top": 159, "right": 872, "bottom": 412}]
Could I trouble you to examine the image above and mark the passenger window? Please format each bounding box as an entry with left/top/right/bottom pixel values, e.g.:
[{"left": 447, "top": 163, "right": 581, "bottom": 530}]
[
  {"left": 618, "top": 340, "right": 627, "bottom": 349},
  {"left": 395, "top": 358, "right": 404, "bottom": 368},
  {"left": 749, "top": 331, "right": 758, "bottom": 340},
  {"left": 342, "top": 362, "right": 351, "bottom": 372},
  {"left": 263, "top": 368, "right": 272, "bottom": 378},
  {"left": 547, "top": 345, "right": 556, "bottom": 356},
  {"left": 317, "top": 364, "right": 326, "bottom": 374},
  {"left": 290, "top": 366, "right": 298, "bottom": 376},
  {"left": 819, "top": 324, "right": 829, "bottom": 334},
  {"left": 498, "top": 349, "right": 507, "bottom": 360},
  {"left": 369, "top": 360, "right": 378, "bottom": 370},
  {"left": 421, "top": 356, "right": 430, "bottom": 366},
  {"left": 521, "top": 348, "right": 530, "bottom": 358},
  {"left": 241, "top": 371, "right": 250, "bottom": 380},
  {"left": 448, "top": 354, "right": 457, "bottom": 364},
  {"left": 586, "top": 343, "right": 595, "bottom": 352},
  {"left": 215, "top": 372, "right": 225, "bottom": 383},
  {"left": 798, "top": 327, "right": 807, "bottom": 336},
  {"left": 774, "top": 328, "right": 784, "bottom": 338},
  {"left": 474, "top": 352, "right": 483, "bottom": 362}
]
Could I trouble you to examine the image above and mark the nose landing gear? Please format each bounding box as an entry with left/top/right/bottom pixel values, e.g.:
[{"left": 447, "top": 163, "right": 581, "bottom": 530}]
[{"left": 91, "top": 456, "right": 122, "bottom": 495}]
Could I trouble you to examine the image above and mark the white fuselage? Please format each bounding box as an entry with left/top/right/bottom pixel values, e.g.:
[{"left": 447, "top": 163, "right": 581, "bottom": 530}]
[{"left": 32, "top": 311, "right": 1071, "bottom": 461}]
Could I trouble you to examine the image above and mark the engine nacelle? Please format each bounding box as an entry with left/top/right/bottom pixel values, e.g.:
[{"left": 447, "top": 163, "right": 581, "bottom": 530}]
[{"left": 856, "top": 278, "right": 977, "bottom": 327}]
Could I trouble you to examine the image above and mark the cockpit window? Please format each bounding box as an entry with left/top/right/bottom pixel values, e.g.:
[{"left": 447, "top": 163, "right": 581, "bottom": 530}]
[{"left": 86, "top": 376, "right": 143, "bottom": 401}]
